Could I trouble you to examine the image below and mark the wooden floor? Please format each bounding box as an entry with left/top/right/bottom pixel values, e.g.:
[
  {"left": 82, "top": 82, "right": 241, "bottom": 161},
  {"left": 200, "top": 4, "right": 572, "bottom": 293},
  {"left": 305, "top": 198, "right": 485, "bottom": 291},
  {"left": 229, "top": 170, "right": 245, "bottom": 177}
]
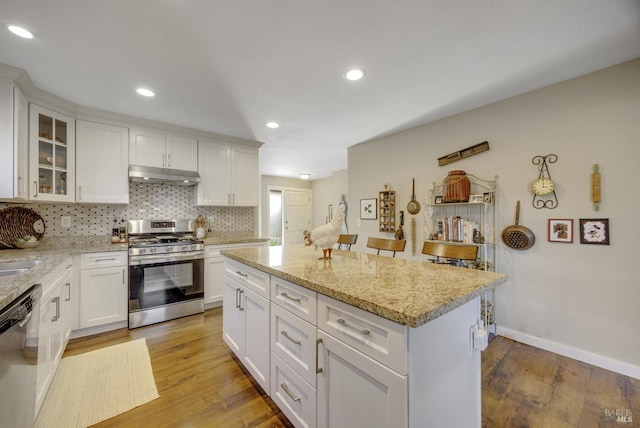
[{"left": 64, "top": 308, "right": 639, "bottom": 428}]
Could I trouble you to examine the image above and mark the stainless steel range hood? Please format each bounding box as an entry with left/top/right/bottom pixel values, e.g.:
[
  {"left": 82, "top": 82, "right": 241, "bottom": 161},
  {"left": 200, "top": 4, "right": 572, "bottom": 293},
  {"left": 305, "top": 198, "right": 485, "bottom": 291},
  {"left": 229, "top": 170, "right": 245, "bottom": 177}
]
[{"left": 128, "top": 165, "right": 201, "bottom": 186}]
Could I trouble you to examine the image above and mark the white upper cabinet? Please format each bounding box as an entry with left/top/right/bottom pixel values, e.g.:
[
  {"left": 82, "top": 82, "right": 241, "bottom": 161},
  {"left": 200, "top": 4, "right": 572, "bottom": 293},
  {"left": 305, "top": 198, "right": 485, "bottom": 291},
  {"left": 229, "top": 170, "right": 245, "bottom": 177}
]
[
  {"left": 29, "top": 104, "right": 75, "bottom": 202},
  {"left": 129, "top": 128, "right": 197, "bottom": 171},
  {"left": 197, "top": 139, "right": 259, "bottom": 206},
  {"left": 76, "top": 120, "right": 129, "bottom": 204},
  {"left": 0, "top": 81, "right": 28, "bottom": 200}
]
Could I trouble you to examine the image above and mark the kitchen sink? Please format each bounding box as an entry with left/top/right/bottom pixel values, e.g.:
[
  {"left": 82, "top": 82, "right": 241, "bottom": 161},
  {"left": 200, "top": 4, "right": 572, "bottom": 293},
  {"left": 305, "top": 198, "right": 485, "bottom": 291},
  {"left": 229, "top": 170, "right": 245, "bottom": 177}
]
[{"left": 0, "top": 259, "right": 43, "bottom": 277}]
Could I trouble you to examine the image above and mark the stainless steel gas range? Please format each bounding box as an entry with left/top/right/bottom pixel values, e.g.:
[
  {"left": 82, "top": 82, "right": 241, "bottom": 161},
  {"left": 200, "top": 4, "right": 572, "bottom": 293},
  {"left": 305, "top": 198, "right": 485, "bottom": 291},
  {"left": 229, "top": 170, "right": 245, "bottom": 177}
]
[{"left": 127, "top": 220, "right": 204, "bottom": 329}]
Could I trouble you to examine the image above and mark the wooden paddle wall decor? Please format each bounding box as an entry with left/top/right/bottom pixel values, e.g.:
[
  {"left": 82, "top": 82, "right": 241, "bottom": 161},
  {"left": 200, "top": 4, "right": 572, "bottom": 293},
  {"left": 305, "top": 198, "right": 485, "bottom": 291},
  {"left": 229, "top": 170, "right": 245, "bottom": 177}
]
[{"left": 438, "top": 141, "right": 490, "bottom": 166}]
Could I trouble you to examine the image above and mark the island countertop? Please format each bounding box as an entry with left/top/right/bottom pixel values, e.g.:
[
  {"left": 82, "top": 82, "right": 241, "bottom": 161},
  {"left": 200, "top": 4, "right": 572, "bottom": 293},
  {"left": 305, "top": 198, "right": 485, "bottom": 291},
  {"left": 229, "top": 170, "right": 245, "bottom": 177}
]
[{"left": 221, "top": 245, "right": 508, "bottom": 328}]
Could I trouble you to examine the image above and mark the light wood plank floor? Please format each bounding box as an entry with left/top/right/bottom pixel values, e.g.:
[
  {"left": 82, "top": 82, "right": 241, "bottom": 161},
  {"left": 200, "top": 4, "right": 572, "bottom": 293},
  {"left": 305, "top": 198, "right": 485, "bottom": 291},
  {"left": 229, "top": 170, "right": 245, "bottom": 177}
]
[{"left": 64, "top": 308, "right": 638, "bottom": 427}]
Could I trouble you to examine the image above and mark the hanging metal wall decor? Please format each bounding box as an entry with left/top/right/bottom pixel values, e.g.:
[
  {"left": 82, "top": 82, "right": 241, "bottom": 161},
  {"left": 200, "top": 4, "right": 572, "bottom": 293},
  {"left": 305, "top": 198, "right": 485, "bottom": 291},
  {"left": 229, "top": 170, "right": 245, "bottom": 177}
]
[{"left": 531, "top": 154, "right": 558, "bottom": 209}]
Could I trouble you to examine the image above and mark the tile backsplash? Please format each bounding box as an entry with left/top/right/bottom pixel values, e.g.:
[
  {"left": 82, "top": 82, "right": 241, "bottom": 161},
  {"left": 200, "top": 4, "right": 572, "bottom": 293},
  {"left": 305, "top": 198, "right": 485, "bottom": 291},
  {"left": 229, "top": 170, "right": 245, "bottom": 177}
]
[{"left": 0, "top": 182, "right": 255, "bottom": 237}]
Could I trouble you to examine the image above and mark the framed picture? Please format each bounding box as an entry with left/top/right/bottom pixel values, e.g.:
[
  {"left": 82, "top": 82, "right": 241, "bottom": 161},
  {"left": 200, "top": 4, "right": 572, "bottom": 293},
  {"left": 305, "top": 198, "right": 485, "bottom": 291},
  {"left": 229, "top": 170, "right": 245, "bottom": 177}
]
[
  {"left": 360, "top": 198, "right": 377, "bottom": 219},
  {"left": 483, "top": 192, "right": 494, "bottom": 204},
  {"left": 469, "top": 194, "right": 484, "bottom": 203},
  {"left": 579, "top": 218, "right": 610, "bottom": 245},
  {"left": 434, "top": 195, "right": 444, "bottom": 204},
  {"left": 548, "top": 219, "right": 573, "bottom": 243}
]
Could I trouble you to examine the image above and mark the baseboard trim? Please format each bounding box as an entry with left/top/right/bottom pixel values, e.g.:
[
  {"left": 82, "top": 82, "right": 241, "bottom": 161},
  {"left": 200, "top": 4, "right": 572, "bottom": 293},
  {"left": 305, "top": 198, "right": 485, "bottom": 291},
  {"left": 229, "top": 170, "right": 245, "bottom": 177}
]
[{"left": 496, "top": 326, "right": 640, "bottom": 380}]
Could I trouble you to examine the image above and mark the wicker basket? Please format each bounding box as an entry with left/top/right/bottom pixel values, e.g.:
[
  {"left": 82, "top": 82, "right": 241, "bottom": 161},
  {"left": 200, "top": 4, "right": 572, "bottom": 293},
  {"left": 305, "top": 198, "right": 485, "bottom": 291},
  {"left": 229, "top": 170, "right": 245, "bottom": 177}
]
[{"left": 0, "top": 206, "right": 46, "bottom": 249}]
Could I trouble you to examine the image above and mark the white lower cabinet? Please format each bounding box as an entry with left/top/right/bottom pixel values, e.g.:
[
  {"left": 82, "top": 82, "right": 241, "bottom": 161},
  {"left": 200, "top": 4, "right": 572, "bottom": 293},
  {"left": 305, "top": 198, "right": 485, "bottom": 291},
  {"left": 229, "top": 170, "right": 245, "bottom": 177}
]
[
  {"left": 79, "top": 252, "right": 128, "bottom": 328},
  {"left": 205, "top": 242, "right": 267, "bottom": 307},
  {"left": 225, "top": 258, "right": 480, "bottom": 428},
  {"left": 316, "top": 330, "right": 407, "bottom": 428},
  {"left": 36, "top": 258, "right": 73, "bottom": 417},
  {"left": 223, "top": 264, "right": 271, "bottom": 392}
]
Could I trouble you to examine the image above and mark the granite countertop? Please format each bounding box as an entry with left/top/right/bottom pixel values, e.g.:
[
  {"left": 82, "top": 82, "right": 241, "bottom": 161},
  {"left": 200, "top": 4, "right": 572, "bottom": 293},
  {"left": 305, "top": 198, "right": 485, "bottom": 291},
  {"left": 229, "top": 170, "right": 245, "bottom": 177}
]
[
  {"left": 0, "top": 235, "right": 268, "bottom": 313},
  {"left": 221, "top": 245, "right": 508, "bottom": 328}
]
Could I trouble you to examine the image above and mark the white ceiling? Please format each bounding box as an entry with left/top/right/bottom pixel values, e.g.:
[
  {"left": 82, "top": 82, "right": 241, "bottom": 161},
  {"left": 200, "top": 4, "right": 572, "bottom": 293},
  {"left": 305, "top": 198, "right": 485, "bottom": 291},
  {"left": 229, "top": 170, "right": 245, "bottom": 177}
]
[{"left": 1, "top": 1, "right": 639, "bottom": 180}]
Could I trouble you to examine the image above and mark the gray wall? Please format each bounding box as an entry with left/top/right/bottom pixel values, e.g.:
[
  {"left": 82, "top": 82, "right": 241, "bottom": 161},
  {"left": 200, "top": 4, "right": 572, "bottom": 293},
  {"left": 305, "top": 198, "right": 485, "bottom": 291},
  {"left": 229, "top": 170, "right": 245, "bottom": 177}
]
[{"left": 347, "top": 59, "right": 640, "bottom": 377}]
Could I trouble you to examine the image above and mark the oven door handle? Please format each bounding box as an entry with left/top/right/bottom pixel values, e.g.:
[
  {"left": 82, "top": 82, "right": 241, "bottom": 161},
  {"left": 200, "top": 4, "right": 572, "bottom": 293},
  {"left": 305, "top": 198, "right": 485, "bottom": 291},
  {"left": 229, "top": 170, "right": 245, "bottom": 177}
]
[{"left": 129, "top": 251, "right": 204, "bottom": 265}]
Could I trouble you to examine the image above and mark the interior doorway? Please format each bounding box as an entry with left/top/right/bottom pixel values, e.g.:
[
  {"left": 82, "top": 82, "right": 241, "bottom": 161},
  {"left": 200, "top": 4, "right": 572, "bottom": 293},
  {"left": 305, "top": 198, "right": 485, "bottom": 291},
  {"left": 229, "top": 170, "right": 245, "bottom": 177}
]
[{"left": 268, "top": 187, "right": 312, "bottom": 246}]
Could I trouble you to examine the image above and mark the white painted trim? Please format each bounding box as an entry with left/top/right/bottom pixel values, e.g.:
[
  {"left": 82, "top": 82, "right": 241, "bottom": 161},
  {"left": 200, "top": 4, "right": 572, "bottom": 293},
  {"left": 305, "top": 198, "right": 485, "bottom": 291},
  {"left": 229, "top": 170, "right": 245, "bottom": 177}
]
[{"left": 497, "top": 326, "right": 640, "bottom": 380}]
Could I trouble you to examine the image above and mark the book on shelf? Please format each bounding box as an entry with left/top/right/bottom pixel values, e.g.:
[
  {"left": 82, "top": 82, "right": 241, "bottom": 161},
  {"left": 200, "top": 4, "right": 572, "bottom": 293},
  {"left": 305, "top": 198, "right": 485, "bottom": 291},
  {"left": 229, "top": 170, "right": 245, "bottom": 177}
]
[{"left": 434, "top": 216, "right": 478, "bottom": 243}]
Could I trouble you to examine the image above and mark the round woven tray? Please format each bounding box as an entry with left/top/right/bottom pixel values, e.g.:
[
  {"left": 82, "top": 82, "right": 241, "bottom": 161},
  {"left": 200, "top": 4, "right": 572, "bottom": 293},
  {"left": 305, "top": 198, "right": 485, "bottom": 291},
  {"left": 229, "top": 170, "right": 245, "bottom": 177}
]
[{"left": 0, "top": 206, "right": 46, "bottom": 249}]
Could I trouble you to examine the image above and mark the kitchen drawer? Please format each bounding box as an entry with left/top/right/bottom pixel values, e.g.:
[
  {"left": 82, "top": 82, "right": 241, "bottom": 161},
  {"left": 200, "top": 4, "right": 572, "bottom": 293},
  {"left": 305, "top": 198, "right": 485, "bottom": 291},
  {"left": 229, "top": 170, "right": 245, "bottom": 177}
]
[
  {"left": 271, "top": 276, "right": 317, "bottom": 324},
  {"left": 224, "top": 259, "right": 270, "bottom": 298},
  {"left": 80, "top": 251, "right": 127, "bottom": 269},
  {"left": 271, "top": 353, "right": 317, "bottom": 428},
  {"left": 271, "top": 303, "right": 317, "bottom": 387},
  {"left": 317, "top": 294, "right": 407, "bottom": 375}
]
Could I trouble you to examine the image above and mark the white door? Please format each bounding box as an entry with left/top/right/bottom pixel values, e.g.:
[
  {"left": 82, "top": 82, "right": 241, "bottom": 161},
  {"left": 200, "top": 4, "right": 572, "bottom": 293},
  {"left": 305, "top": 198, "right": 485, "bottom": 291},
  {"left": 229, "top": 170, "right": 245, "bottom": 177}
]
[
  {"left": 79, "top": 266, "right": 127, "bottom": 328},
  {"left": 316, "top": 330, "right": 407, "bottom": 428},
  {"left": 231, "top": 146, "right": 259, "bottom": 206},
  {"left": 222, "top": 277, "right": 243, "bottom": 356},
  {"left": 167, "top": 134, "right": 198, "bottom": 171},
  {"left": 242, "top": 287, "right": 271, "bottom": 392},
  {"left": 283, "top": 189, "right": 312, "bottom": 246},
  {"left": 76, "top": 120, "right": 129, "bottom": 204},
  {"left": 129, "top": 128, "right": 166, "bottom": 168}
]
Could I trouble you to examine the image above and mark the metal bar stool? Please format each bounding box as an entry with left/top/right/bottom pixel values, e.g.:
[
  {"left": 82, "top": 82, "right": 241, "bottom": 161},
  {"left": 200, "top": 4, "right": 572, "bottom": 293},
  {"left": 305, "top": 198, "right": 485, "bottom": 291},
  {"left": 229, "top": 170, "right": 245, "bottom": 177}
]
[{"left": 366, "top": 237, "right": 406, "bottom": 257}]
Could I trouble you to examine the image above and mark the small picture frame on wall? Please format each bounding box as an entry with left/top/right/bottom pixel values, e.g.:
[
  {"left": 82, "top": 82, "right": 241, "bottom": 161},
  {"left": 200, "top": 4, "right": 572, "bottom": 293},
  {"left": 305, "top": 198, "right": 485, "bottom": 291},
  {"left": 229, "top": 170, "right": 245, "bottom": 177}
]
[
  {"left": 360, "top": 198, "right": 377, "bottom": 220},
  {"left": 579, "top": 218, "right": 610, "bottom": 245},
  {"left": 548, "top": 219, "right": 573, "bottom": 243},
  {"left": 434, "top": 195, "right": 444, "bottom": 204},
  {"left": 483, "top": 192, "right": 494, "bottom": 204},
  {"left": 468, "top": 194, "right": 484, "bottom": 204}
]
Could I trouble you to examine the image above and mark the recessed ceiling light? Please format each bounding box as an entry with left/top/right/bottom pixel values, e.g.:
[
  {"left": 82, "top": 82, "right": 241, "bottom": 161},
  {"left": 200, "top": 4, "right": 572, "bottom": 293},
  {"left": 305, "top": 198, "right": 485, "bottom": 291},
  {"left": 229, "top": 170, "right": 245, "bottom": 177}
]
[
  {"left": 344, "top": 68, "right": 365, "bottom": 81},
  {"left": 136, "top": 88, "right": 155, "bottom": 97},
  {"left": 299, "top": 173, "right": 311, "bottom": 180},
  {"left": 7, "top": 25, "right": 34, "bottom": 39},
  {"left": 265, "top": 121, "right": 280, "bottom": 129}
]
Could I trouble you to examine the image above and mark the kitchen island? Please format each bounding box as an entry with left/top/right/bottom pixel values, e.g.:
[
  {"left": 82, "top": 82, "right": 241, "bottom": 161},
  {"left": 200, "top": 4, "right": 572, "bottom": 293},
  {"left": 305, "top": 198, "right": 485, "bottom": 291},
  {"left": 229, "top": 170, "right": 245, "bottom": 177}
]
[{"left": 221, "top": 245, "right": 507, "bottom": 428}]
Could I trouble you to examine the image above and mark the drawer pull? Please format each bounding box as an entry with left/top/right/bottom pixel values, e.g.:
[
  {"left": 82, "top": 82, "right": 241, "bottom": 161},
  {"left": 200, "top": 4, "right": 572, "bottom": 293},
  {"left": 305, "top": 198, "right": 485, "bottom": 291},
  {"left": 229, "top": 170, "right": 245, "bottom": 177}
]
[
  {"left": 281, "top": 330, "right": 301, "bottom": 345},
  {"left": 280, "top": 292, "right": 301, "bottom": 304},
  {"left": 94, "top": 257, "right": 117, "bottom": 262},
  {"left": 337, "top": 318, "right": 370, "bottom": 336},
  {"left": 236, "top": 271, "right": 249, "bottom": 278},
  {"left": 316, "top": 338, "right": 323, "bottom": 373},
  {"left": 280, "top": 383, "right": 301, "bottom": 402}
]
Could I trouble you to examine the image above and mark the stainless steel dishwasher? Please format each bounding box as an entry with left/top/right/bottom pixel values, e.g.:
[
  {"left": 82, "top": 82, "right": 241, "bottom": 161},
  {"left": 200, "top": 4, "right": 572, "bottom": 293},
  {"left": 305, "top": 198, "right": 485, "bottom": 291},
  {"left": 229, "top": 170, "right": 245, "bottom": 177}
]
[{"left": 0, "top": 284, "right": 41, "bottom": 428}]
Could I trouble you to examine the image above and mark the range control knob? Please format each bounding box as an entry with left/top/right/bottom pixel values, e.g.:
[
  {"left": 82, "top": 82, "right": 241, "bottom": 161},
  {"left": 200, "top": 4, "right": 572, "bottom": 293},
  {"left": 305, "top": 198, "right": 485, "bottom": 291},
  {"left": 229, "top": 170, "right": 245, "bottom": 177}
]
[
  {"left": 182, "top": 245, "right": 189, "bottom": 251},
  {"left": 190, "top": 245, "right": 197, "bottom": 251},
  {"left": 138, "top": 249, "right": 146, "bottom": 255},
  {"left": 149, "top": 248, "right": 157, "bottom": 253}
]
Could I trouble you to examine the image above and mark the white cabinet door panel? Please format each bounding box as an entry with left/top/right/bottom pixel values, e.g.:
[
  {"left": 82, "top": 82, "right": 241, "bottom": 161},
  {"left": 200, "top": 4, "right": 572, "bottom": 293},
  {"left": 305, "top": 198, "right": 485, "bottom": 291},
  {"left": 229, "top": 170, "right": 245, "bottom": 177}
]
[
  {"left": 80, "top": 266, "right": 127, "bottom": 328},
  {"left": 317, "top": 330, "right": 407, "bottom": 428}
]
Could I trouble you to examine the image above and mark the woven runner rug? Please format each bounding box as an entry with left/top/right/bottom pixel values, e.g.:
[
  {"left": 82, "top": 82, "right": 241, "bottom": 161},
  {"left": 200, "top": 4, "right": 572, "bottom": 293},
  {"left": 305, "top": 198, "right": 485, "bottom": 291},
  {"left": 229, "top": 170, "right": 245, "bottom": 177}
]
[{"left": 35, "top": 338, "right": 160, "bottom": 428}]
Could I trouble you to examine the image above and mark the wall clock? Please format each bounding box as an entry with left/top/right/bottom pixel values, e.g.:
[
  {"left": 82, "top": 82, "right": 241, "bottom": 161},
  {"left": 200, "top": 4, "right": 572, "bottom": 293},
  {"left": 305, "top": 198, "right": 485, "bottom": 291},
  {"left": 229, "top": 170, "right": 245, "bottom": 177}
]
[{"left": 531, "top": 154, "right": 558, "bottom": 209}]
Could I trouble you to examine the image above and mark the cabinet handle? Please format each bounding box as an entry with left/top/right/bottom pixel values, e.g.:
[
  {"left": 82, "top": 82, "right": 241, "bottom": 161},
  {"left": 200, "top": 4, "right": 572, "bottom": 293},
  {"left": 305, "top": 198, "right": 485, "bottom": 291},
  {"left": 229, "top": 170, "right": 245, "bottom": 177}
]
[
  {"left": 94, "top": 257, "right": 117, "bottom": 263},
  {"left": 18, "top": 176, "right": 24, "bottom": 197},
  {"left": 337, "top": 318, "right": 370, "bottom": 336},
  {"left": 281, "top": 330, "right": 301, "bottom": 345},
  {"left": 228, "top": 194, "right": 231, "bottom": 205},
  {"left": 280, "top": 383, "right": 301, "bottom": 402},
  {"left": 64, "top": 282, "right": 71, "bottom": 301},
  {"left": 280, "top": 292, "right": 301, "bottom": 304},
  {"left": 78, "top": 185, "right": 82, "bottom": 201},
  {"left": 316, "top": 338, "right": 323, "bottom": 373},
  {"left": 232, "top": 194, "right": 236, "bottom": 204},
  {"left": 238, "top": 289, "right": 244, "bottom": 311},
  {"left": 236, "top": 271, "right": 248, "bottom": 278},
  {"left": 51, "top": 296, "right": 61, "bottom": 322},
  {"left": 33, "top": 180, "right": 38, "bottom": 197},
  {"left": 122, "top": 270, "right": 125, "bottom": 284},
  {"left": 167, "top": 154, "right": 171, "bottom": 168},
  {"left": 235, "top": 288, "right": 240, "bottom": 309}
]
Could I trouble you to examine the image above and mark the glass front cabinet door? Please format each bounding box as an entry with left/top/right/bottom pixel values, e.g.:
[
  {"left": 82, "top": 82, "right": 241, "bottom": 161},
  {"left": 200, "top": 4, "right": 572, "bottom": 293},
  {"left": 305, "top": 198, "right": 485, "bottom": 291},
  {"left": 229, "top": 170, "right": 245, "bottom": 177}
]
[{"left": 29, "top": 104, "right": 75, "bottom": 202}]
